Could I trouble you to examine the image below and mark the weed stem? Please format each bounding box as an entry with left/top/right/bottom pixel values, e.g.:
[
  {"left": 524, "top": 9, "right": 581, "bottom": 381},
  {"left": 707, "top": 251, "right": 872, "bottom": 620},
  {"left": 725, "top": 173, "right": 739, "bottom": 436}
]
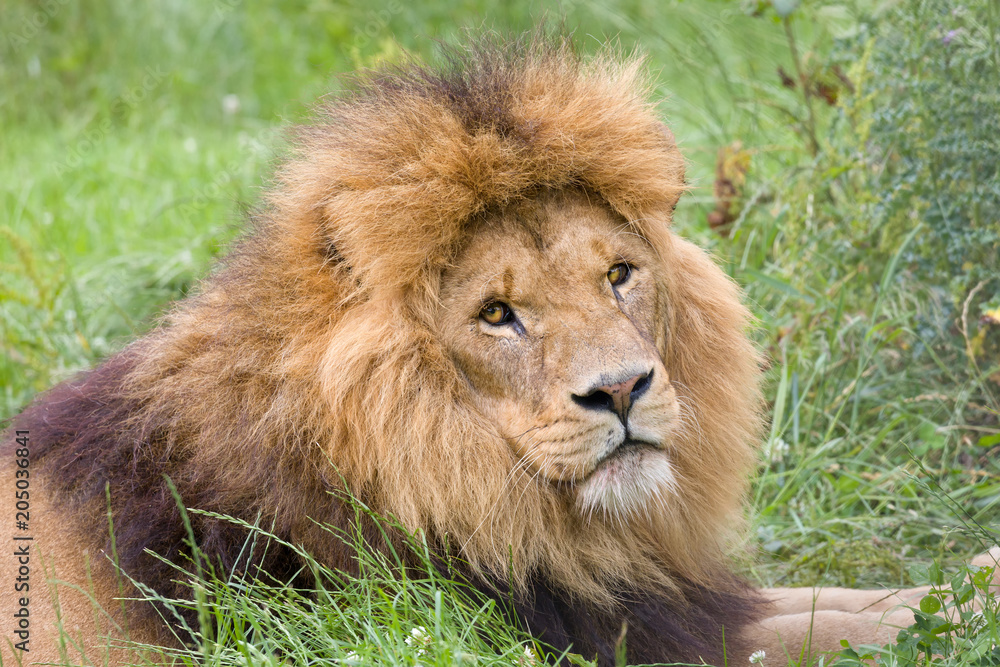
[{"left": 782, "top": 16, "right": 819, "bottom": 158}]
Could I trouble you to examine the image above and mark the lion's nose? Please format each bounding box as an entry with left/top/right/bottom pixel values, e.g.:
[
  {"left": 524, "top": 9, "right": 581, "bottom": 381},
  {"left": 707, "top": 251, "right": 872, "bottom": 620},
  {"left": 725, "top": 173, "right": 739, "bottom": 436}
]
[{"left": 572, "top": 369, "right": 653, "bottom": 424}]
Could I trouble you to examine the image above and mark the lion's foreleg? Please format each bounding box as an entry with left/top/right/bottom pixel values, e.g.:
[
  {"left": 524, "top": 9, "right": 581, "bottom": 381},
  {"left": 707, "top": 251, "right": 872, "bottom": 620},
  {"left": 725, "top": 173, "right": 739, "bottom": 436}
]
[
  {"left": 738, "top": 607, "right": 913, "bottom": 666},
  {"left": 740, "top": 547, "right": 1000, "bottom": 665},
  {"left": 762, "top": 585, "right": 931, "bottom": 616},
  {"left": 764, "top": 545, "right": 999, "bottom": 618}
]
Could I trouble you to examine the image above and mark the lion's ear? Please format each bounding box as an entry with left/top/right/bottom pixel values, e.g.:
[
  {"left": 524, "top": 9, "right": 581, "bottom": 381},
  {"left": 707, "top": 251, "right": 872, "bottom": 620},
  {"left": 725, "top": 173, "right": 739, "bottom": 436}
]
[{"left": 612, "top": 123, "right": 687, "bottom": 235}]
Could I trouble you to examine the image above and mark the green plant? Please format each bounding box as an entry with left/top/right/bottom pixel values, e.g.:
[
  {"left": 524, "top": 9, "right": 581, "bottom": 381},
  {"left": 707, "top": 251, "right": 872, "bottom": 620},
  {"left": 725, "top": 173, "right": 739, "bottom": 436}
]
[
  {"left": 728, "top": 0, "right": 1000, "bottom": 596},
  {"left": 837, "top": 560, "right": 1000, "bottom": 666},
  {"left": 841, "top": 0, "right": 1000, "bottom": 313}
]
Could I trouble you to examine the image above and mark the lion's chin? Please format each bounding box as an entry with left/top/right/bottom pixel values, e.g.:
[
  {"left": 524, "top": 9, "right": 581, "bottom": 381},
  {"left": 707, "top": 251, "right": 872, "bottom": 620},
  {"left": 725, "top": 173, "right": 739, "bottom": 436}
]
[{"left": 575, "top": 447, "right": 678, "bottom": 524}]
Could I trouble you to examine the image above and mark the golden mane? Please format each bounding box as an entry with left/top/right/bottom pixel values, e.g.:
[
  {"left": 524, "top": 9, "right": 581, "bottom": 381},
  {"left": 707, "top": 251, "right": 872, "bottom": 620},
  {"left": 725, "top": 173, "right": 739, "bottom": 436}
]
[{"left": 252, "top": 33, "right": 763, "bottom": 602}]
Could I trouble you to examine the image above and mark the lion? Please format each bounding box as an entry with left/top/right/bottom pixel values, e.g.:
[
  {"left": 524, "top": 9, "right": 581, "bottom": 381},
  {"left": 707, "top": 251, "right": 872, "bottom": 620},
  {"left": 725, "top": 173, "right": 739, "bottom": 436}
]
[{"left": 2, "top": 33, "right": 997, "bottom": 667}]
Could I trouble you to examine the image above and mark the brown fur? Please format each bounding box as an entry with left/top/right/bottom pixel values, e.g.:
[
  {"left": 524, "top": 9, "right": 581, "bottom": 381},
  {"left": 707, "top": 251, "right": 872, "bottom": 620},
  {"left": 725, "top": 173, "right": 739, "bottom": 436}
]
[{"left": 3, "top": 31, "right": 996, "bottom": 667}]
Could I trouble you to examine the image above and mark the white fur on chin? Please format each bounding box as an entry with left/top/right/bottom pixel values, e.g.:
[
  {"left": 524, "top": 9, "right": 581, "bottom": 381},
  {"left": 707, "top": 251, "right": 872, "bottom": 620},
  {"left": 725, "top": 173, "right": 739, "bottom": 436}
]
[{"left": 575, "top": 449, "right": 678, "bottom": 524}]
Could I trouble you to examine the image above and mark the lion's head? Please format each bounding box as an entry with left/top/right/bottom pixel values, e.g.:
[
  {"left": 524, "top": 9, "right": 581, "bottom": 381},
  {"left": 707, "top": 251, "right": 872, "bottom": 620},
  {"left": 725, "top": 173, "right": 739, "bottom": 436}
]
[{"left": 266, "top": 36, "right": 766, "bottom": 605}]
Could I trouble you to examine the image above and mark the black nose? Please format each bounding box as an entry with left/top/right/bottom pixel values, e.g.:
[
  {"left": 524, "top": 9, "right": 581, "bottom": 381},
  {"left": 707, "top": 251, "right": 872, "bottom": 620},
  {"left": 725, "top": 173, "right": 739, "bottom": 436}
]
[{"left": 572, "top": 369, "right": 653, "bottom": 424}]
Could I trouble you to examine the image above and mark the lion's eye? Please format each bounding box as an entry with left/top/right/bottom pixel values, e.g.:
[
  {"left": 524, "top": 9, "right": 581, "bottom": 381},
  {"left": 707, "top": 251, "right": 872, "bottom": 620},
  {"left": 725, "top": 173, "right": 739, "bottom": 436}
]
[
  {"left": 607, "top": 262, "right": 631, "bottom": 287},
  {"left": 480, "top": 301, "right": 513, "bottom": 326}
]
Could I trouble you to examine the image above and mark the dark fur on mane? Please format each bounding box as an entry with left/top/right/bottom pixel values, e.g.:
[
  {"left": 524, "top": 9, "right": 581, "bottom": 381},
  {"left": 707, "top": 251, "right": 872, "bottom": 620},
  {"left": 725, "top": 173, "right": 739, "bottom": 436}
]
[{"left": 484, "top": 574, "right": 760, "bottom": 665}]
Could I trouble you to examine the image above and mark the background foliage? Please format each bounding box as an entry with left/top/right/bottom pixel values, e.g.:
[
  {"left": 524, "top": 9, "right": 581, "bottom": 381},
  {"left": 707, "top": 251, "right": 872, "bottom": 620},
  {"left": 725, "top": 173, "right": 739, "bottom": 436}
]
[{"left": 1, "top": 0, "right": 998, "bottom": 664}]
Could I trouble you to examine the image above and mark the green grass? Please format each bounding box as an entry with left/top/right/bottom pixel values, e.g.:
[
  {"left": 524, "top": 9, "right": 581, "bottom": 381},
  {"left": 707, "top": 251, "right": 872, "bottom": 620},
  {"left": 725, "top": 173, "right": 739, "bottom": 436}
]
[
  {"left": 135, "top": 495, "right": 554, "bottom": 667},
  {"left": 3, "top": 0, "right": 999, "bottom": 665}
]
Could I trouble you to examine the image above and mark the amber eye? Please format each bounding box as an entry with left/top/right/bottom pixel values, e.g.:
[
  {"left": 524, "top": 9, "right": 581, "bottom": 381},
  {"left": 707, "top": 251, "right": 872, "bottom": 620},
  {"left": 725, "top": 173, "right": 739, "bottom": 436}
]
[
  {"left": 607, "top": 262, "right": 631, "bottom": 287},
  {"left": 480, "top": 301, "right": 513, "bottom": 325}
]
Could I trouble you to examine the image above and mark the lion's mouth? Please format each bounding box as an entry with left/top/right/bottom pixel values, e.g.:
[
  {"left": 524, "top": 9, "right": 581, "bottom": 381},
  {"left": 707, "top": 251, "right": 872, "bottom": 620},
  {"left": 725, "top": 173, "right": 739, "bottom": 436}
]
[
  {"left": 593, "top": 438, "right": 658, "bottom": 470},
  {"left": 575, "top": 439, "right": 676, "bottom": 521}
]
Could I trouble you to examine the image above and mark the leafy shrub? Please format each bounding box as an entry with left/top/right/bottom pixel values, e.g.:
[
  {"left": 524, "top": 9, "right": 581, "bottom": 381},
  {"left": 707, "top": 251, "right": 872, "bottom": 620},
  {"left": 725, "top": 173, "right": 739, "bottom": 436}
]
[
  {"left": 838, "top": 560, "right": 1000, "bottom": 667},
  {"left": 841, "top": 0, "right": 1000, "bottom": 309},
  {"left": 727, "top": 0, "right": 999, "bottom": 597}
]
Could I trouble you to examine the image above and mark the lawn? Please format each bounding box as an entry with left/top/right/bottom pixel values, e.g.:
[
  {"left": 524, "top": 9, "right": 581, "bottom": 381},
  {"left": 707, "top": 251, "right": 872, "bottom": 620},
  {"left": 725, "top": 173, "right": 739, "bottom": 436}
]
[{"left": 2, "top": 0, "right": 998, "bottom": 664}]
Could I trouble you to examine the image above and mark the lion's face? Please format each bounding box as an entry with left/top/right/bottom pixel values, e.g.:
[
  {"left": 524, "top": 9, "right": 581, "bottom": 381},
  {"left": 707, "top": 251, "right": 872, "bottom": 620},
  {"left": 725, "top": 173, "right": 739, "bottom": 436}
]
[{"left": 438, "top": 190, "right": 683, "bottom": 521}]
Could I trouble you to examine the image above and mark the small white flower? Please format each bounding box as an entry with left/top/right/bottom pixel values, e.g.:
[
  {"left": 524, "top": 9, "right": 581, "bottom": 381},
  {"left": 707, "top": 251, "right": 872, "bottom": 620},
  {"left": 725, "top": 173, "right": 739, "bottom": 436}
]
[
  {"left": 762, "top": 438, "right": 789, "bottom": 463},
  {"left": 749, "top": 649, "right": 766, "bottom": 664},
  {"left": 222, "top": 93, "right": 241, "bottom": 115},
  {"left": 405, "top": 626, "right": 430, "bottom": 646},
  {"left": 405, "top": 626, "right": 431, "bottom": 657},
  {"left": 516, "top": 644, "right": 538, "bottom": 665},
  {"left": 336, "top": 651, "right": 360, "bottom": 664}
]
